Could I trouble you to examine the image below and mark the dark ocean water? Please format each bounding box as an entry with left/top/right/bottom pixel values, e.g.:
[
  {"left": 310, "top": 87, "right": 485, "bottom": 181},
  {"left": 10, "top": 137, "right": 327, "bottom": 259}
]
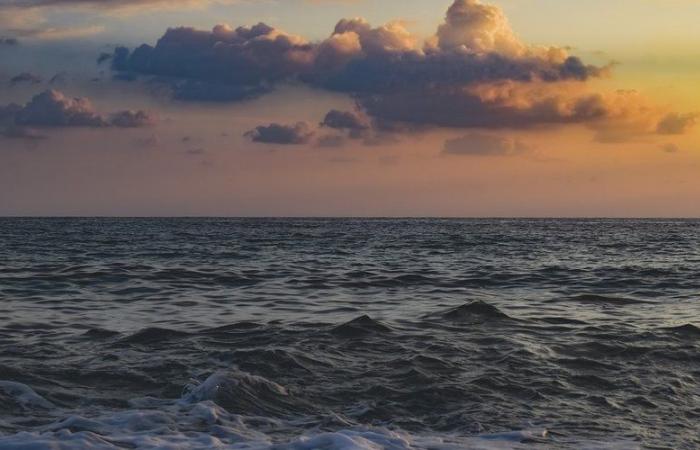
[{"left": 0, "top": 218, "right": 698, "bottom": 450}]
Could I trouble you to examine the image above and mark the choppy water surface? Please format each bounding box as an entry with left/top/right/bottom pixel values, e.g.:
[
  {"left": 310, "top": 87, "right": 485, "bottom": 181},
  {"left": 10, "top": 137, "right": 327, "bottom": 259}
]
[{"left": 0, "top": 218, "right": 699, "bottom": 449}]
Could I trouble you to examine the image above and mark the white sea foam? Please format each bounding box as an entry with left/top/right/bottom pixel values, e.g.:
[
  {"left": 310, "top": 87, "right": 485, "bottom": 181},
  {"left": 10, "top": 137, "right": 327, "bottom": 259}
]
[
  {"left": 180, "top": 370, "right": 288, "bottom": 405},
  {"left": 0, "top": 397, "right": 547, "bottom": 449},
  {"left": 0, "top": 424, "right": 639, "bottom": 450},
  {"left": 0, "top": 424, "right": 548, "bottom": 450},
  {"left": 0, "top": 375, "right": 639, "bottom": 450}
]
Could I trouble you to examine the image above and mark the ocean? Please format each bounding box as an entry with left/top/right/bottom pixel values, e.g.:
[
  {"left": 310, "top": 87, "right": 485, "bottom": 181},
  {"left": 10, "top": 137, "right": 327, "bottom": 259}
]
[{"left": 0, "top": 218, "right": 698, "bottom": 449}]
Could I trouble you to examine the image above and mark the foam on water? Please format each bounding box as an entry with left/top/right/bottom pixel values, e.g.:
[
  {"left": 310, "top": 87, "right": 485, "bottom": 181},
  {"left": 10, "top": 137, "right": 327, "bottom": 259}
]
[
  {"left": 0, "top": 416, "right": 638, "bottom": 450},
  {"left": 0, "top": 375, "right": 556, "bottom": 450},
  {"left": 0, "top": 371, "right": 645, "bottom": 450}
]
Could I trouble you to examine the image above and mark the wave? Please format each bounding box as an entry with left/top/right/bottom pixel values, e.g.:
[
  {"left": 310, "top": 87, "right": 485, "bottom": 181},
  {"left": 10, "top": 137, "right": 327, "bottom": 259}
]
[
  {"left": 0, "top": 381, "right": 54, "bottom": 410},
  {"left": 118, "top": 328, "right": 191, "bottom": 345},
  {"left": 331, "top": 315, "right": 393, "bottom": 337},
  {"left": 203, "top": 322, "right": 266, "bottom": 334},
  {"left": 180, "top": 370, "right": 318, "bottom": 418},
  {"left": 436, "top": 301, "right": 514, "bottom": 323},
  {"left": 536, "top": 317, "right": 588, "bottom": 325},
  {"left": 663, "top": 323, "right": 700, "bottom": 338}
]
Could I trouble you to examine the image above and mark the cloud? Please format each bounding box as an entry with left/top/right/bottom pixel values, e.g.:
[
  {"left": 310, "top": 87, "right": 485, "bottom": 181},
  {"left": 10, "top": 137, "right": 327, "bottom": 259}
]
[
  {"left": 443, "top": 132, "right": 529, "bottom": 156},
  {"left": 244, "top": 122, "right": 314, "bottom": 145},
  {"left": 10, "top": 72, "right": 42, "bottom": 85},
  {"left": 0, "top": 90, "right": 157, "bottom": 134},
  {"left": 0, "top": 0, "right": 238, "bottom": 20},
  {"left": 317, "top": 109, "right": 402, "bottom": 147},
  {"left": 109, "top": 110, "right": 159, "bottom": 128},
  {"left": 0, "top": 37, "right": 19, "bottom": 45},
  {"left": 0, "top": 0, "right": 234, "bottom": 10},
  {"left": 14, "top": 89, "right": 107, "bottom": 127},
  {"left": 0, "top": 0, "right": 247, "bottom": 41},
  {"left": 108, "top": 0, "right": 694, "bottom": 140},
  {"left": 434, "top": 0, "right": 524, "bottom": 56},
  {"left": 0, "top": 5, "right": 105, "bottom": 40},
  {"left": 0, "top": 124, "right": 46, "bottom": 140},
  {"left": 112, "top": 23, "right": 313, "bottom": 92},
  {"left": 656, "top": 113, "right": 698, "bottom": 135},
  {"left": 111, "top": 1, "right": 603, "bottom": 95},
  {"left": 320, "top": 109, "right": 370, "bottom": 131}
]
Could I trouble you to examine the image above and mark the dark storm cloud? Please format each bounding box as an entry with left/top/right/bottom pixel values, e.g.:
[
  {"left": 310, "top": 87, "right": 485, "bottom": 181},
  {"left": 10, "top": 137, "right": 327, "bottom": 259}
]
[
  {"left": 0, "top": 90, "right": 157, "bottom": 133},
  {"left": 0, "top": 37, "right": 19, "bottom": 46},
  {"left": 244, "top": 122, "right": 314, "bottom": 145}
]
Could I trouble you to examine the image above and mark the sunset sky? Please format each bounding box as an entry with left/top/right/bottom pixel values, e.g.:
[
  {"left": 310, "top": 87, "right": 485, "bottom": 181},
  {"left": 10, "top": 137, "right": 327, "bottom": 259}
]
[{"left": 1, "top": 0, "right": 698, "bottom": 217}]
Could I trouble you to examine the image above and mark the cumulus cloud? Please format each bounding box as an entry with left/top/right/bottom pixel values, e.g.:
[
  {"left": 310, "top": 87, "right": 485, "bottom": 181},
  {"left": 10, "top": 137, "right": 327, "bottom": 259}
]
[
  {"left": 244, "top": 122, "right": 314, "bottom": 145},
  {"left": 433, "top": 0, "right": 524, "bottom": 56},
  {"left": 443, "top": 132, "right": 529, "bottom": 156},
  {"left": 107, "top": 0, "right": 694, "bottom": 140},
  {"left": 14, "top": 89, "right": 107, "bottom": 127},
  {"left": 111, "top": 23, "right": 313, "bottom": 101},
  {"left": 111, "top": 1, "right": 603, "bottom": 96},
  {"left": 0, "top": 90, "right": 157, "bottom": 134}
]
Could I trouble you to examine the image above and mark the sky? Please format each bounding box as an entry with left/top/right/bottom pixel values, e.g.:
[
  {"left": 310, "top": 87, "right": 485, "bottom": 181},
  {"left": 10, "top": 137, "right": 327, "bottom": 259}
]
[{"left": 0, "top": 0, "right": 698, "bottom": 217}]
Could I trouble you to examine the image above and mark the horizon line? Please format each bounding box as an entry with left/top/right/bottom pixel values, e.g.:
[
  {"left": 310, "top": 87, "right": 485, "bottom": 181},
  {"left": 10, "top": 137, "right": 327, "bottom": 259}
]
[{"left": 2, "top": 216, "right": 700, "bottom": 220}]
